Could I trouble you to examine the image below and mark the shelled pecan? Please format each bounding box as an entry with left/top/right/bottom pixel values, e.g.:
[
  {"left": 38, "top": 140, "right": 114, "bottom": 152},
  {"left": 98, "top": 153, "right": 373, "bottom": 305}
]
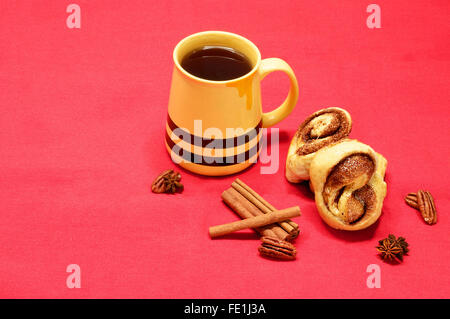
[
  {"left": 258, "top": 236, "right": 297, "bottom": 260},
  {"left": 404, "top": 193, "right": 419, "bottom": 209},
  {"left": 151, "top": 169, "right": 183, "bottom": 194},
  {"left": 416, "top": 190, "right": 437, "bottom": 225},
  {"left": 405, "top": 190, "right": 437, "bottom": 225}
]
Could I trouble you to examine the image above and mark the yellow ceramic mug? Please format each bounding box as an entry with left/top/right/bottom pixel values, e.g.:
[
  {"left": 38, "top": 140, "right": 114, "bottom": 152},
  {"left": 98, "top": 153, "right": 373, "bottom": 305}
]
[{"left": 166, "top": 31, "right": 299, "bottom": 176}]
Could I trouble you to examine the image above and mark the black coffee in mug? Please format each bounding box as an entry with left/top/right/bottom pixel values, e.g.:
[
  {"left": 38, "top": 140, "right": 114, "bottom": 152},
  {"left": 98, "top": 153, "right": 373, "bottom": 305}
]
[{"left": 180, "top": 46, "right": 253, "bottom": 81}]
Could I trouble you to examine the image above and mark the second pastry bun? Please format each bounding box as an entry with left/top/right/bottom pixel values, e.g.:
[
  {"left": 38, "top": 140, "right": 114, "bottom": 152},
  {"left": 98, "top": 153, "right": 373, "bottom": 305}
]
[{"left": 310, "top": 139, "right": 387, "bottom": 231}]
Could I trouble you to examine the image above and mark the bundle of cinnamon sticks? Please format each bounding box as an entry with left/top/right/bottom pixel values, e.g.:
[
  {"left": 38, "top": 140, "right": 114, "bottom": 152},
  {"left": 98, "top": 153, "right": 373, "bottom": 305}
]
[
  {"left": 209, "top": 179, "right": 300, "bottom": 241},
  {"left": 208, "top": 179, "right": 301, "bottom": 260},
  {"left": 219, "top": 179, "right": 300, "bottom": 241}
]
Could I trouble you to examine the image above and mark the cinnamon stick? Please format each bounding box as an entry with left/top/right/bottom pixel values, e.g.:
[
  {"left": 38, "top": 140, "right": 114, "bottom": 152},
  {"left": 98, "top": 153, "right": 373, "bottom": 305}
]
[
  {"left": 209, "top": 207, "right": 301, "bottom": 238},
  {"left": 232, "top": 179, "right": 300, "bottom": 239}
]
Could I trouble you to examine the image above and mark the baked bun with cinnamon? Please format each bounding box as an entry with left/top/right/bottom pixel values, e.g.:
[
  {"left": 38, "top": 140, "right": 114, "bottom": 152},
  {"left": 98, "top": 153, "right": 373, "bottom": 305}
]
[
  {"left": 309, "top": 140, "right": 387, "bottom": 230},
  {"left": 286, "top": 107, "right": 352, "bottom": 183}
]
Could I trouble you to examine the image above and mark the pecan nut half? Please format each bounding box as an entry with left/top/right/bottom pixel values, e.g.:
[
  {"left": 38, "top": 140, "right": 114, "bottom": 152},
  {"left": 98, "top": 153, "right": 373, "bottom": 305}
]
[
  {"left": 151, "top": 169, "right": 183, "bottom": 194},
  {"left": 258, "top": 236, "right": 297, "bottom": 260},
  {"left": 405, "top": 190, "right": 437, "bottom": 225},
  {"left": 417, "top": 190, "right": 437, "bottom": 225},
  {"left": 404, "top": 193, "right": 419, "bottom": 209}
]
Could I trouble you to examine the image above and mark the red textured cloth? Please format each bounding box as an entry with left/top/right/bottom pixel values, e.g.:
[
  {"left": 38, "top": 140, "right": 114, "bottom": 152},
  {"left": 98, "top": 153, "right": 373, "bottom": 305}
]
[{"left": 0, "top": 1, "right": 448, "bottom": 298}]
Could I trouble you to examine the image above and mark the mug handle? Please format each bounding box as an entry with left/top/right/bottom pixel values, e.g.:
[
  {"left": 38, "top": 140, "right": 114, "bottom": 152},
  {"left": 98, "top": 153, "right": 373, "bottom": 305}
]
[{"left": 258, "top": 58, "right": 299, "bottom": 128}]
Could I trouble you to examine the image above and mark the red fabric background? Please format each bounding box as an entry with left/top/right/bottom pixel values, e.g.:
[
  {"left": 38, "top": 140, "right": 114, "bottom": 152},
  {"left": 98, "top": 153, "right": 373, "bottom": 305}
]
[{"left": 0, "top": 0, "right": 449, "bottom": 298}]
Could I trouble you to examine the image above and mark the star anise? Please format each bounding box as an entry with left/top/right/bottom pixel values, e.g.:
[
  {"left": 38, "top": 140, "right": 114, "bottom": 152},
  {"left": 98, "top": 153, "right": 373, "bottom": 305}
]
[
  {"left": 376, "top": 234, "right": 409, "bottom": 262},
  {"left": 151, "top": 169, "right": 184, "bottom": 194}
]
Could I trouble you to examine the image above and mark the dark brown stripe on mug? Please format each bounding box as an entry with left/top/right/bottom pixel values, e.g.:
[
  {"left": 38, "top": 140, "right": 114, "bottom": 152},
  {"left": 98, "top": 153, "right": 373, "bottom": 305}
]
[
  {"left": 165, "top": 130, "right": 261, "bottom": 166},
  {"left": 166, "top": 114, "right": 262, "bottom": 149}
]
